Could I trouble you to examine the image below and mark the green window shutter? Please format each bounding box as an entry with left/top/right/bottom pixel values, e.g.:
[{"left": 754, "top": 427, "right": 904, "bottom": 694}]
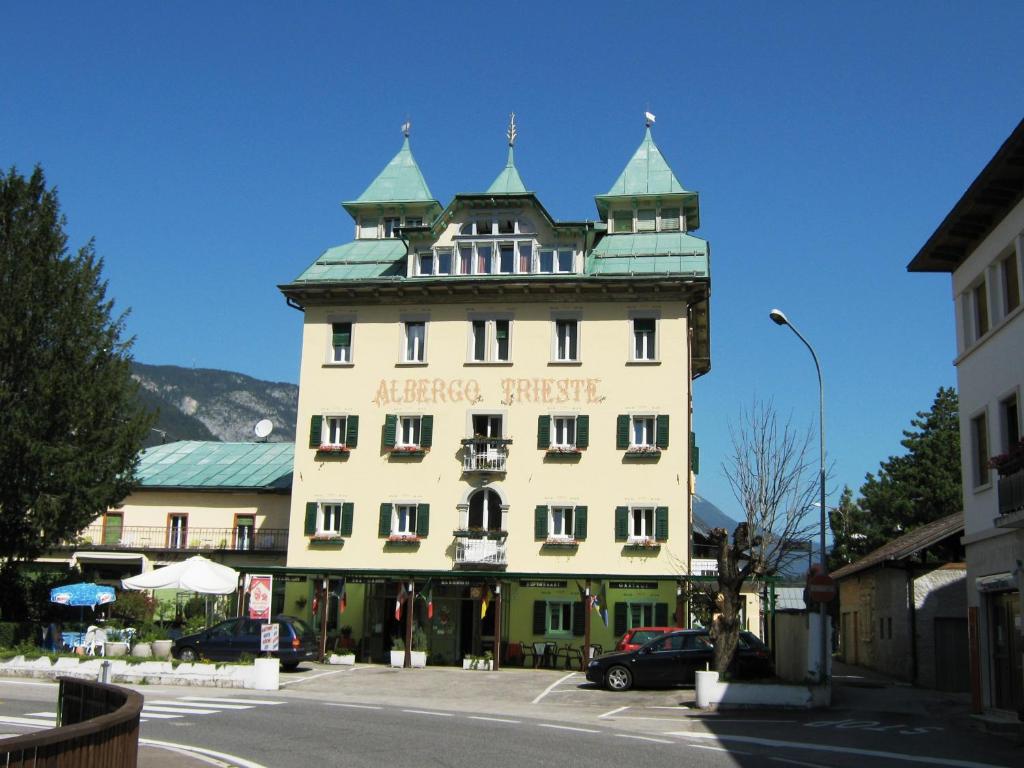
[
  {"left": 576, "top": 415, "right": 589, "bottom": 449},
  {"left": 533, "top": 601, "right": 546, "bottom": 635},
  {"left": 420, "top": 415, "right": 433, "bottom": 448},
  {"left": 304, "top": 502, "right": 317, "bottom": 536},
  {"left": 572, "top": 602, "right": 585, "bottom": 637},
  {"left": 574, "top": 506, "right": 587, "bottom": 541},
  {"left": 417, "top": 503, "right": 430, "bottom": 537},
  {"left": 656, "top": 414, "right": 670, "bottom": 449},
  {"left": 655, "top": 603, "right": 669, "bottom": 626},
  {"left": 340, "top": 503, "right": 354, "bottom": 537},
  {"left": 655, "top": 506, "right": 669, "bottom": 541},
  {"left": 309, "top": 415, "right": 322, "bottom": 448},
  {"left": 616, "top": 415, "right": 629, "bottom": 449},
  {"left": 332, "top": 322, "right": 351, "bottom": 347},
  {"left": 383, "top": 414, "right": 397, "bottom": 448},
  {"left": 537, "top": 415, "right": 550, "bottom": 449},
  {"left": 378, "top": 503, "right": 392, "bottom": 537},
  {"left": 614, "top": 603, "right": 628, "bottom": 636},
  {"left": 615, "top": 506, "right": 629, "bottom": 542},
  {"left": 346, "top": 415, "right": 359, "bottom": 448},
  {"left": 534, "top": 505, "right": 548, "bottom": 540}
]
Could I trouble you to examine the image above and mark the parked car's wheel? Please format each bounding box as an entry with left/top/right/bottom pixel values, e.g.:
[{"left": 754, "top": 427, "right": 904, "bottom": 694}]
[
  {"left": 177, "top": 646, "right": 197, "bottom": 663},
  {"left": 605, "top": 665, "right": 632, "bottom": 691}
]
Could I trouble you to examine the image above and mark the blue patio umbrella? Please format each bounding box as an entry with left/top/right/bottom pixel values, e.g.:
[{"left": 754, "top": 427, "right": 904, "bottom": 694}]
[{"left": 49, "top": 582, "right": 116, "bottom": 609}]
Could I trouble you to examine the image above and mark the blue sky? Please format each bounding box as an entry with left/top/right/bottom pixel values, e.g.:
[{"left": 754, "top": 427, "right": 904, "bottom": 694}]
[{"left": 3, "top": 2, "right": 1022, "bottom": 519}]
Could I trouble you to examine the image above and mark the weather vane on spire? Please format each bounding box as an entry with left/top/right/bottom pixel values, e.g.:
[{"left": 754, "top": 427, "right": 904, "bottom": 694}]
[
  {"left": 644, "top": 110, "right": 656, "bottom": 127},
  {"left": 401, "top": 119, "right": 411, "bottom": 138},
  {"left": 507, "top": 112, "right": 517, "bottom": 147}
]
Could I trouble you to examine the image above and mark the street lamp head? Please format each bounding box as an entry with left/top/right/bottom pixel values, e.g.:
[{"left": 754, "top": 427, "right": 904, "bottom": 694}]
[{"left": 769, "top": 308, "right": 789, "bottom": 326}]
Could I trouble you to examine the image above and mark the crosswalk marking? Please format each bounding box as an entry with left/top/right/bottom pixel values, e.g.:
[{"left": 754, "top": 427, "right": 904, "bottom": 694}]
[
  {"left": 147, "top": 699, "right": 252, "bottom": 710},
  {"left": 180, "top": 696, "right": 284, "bottom": 705},
  {"left": 0, "top": 715, "right": 59, "bottom": 728},
  {"left": 133, "top": 711, "right": 180, "bottom": 720},
  {"left": 24, "top": 712, "right": 57, "bottom": 719},
  {"left": 142, "top": 705, "right": 219, "bottom": 715}
]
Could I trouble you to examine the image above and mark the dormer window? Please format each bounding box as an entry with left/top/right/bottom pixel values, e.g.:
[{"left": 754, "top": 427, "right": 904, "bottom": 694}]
[
  {"left": 405, "top": 217, "right": 422, "bottom": 228},
  {"left": 612, "top": 210, "right": 632, "bottom": 233},
  {"left": 637, "top": 209, "right": 656, "bottom": 232},
  {"left": 498, "top": 218, "right": 515, "bottom": 234},
  {"left": 358, "top": 217, "right": 379, "bottom": 239},
  {"left": 660, "top": 207, "right": 680, "bottom": 231},
  {"left": 476, "top": 220, "right": 494, "bottom": 235},
  {"left": 383, "top": 217, "right": 402, "bottom": 238}
]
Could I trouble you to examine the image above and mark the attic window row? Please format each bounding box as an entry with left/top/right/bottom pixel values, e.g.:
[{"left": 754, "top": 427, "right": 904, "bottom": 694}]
[
  {"left": 416, "top": 242, "right": 575, "bottom": 277},
  {"left": 357, "top": 215, "right": 424, "bottom": 240},
  {"left": 459, "top": 218, "right": 535, "bottom": 236},
  {"left": 611, "top": 207, "right": 682, "bottom": 234}
]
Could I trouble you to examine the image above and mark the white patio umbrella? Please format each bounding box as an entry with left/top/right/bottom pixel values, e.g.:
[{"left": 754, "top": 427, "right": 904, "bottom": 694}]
[{"left": 121, "top": 555, "right": 239, "bottom": 594}]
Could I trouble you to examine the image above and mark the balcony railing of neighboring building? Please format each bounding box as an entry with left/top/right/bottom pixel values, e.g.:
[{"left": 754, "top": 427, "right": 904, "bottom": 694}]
[
  {"left": 690, "top": 558, "right": 719, "bottom": 576},
  {"left": 996, "top": 465, "right": 1024, "bottom": 527},
  {"left": 67, "top": 525, "right": 289, "bottom": 552},
  {"left": 454, "top": 537, "right": 508, "bottom": 567},
  {"left": 460, "top": 438, "right": 511, "bottom": 473}
]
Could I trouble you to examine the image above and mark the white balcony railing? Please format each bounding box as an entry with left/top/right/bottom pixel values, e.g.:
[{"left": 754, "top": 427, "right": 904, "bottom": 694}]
[
  {"left": 461, "top": 439, "right": 509, "bottom": 473},
  {"left": 690, "top": 558, "right": 719, "bottom": 576},
  {"left": 455, "top": 538, "right": 507, "bottom": 566}
]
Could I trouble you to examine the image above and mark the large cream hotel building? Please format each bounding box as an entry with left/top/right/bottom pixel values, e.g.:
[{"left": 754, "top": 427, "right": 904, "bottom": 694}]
[{"left": 276, "top": 119, "right": 711, "bottom": 666}]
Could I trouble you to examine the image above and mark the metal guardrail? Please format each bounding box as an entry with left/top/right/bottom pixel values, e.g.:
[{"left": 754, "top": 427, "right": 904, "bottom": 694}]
[
  {"left": 461, "top": 440, "right": 509, "bottom": 472},
  {"left": 70, "top": 525, "right": 289, "bottom": 552},
  {"left": 0, "top": 677, "right": 142, "bottom": 767},
  {"left": 455, "top": 538, "right": 508, "bottom": 566}
]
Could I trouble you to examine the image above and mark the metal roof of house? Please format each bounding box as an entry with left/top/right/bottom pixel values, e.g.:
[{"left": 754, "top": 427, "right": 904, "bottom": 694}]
[
  {"left": 774, "top": 587, "right": 807, "bottom": 612},
  {"left": 831, "top": 512, "right": 964, "bottom": 581},
  {"left": 587, "top": 232, "right": 709, "bottom": 277},
  {"left": 135, "top": 441, "right": 293, "bottom": 491},
  {"left": 486, "top": 147, "right": 528, "bottom": 194},
  {"left": 291, "top": 239, "right": 406, "bottom": 282},
  {"left": 345, "top": 137, "right": 437, "bottom": 209},
  {"left": 603, "top": 127, "right": 689, "bottom": 197}
]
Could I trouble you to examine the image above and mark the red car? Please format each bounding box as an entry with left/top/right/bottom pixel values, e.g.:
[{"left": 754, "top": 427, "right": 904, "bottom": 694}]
[{"left": 615, "top": 626, "right": 684, "bottom": 652}]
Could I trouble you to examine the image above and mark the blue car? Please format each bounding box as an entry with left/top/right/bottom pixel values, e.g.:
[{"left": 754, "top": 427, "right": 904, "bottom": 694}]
[{"left": 172, "top": 614, "right": 317, "bottom": 669}]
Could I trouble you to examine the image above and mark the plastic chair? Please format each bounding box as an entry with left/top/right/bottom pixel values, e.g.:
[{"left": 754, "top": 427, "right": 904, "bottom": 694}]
[
  {"left": 83, "top": 626, "right": 106, "bottom": 656},
  {"left": 557, "top": 644, "right": 583, "bottom": 670}
]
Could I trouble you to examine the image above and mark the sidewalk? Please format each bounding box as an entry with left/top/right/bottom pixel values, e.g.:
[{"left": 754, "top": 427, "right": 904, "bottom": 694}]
[
  {"left": 831, "top": 659, "right": 973, "bottom": 719},
  {"left": 139, "top": 742, "right": 222, "bottom": 768}
]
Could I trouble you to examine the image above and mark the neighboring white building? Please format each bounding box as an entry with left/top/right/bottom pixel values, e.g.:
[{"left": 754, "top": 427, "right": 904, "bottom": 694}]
[{"left": 908, "top": 118, "right": 1024, "bottom": 714}]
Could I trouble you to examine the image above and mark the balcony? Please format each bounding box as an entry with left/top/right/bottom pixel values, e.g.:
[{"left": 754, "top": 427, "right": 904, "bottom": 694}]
[
  {"left": 461, "top": 439, "right": 511, "bottom": 473},
  {"left": 690, "top": 557, "right": 719, "bottom": 576},
  {"left": 454, "top": 537, "right": 507, "bottom": 568},
  {"left": 68, "top": 525, "right": 289, "bottom": 553},
  {"left": 996, "top": 466, "right": 1024, "bottom": 528}
]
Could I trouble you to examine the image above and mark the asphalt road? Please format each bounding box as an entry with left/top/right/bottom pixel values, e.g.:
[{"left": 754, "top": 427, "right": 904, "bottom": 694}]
[{"left": 0, "top": 667, "right": 1020, "bottom": 768}]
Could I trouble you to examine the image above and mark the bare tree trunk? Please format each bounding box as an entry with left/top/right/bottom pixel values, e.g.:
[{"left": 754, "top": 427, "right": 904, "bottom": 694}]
[{"left": 709, "top": 525, "right": 743, "bottom": 676}]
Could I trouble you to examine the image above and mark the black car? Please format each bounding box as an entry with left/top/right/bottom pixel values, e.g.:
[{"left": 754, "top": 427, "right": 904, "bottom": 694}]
[
  {"left": 586, "top": 629, "right": 772, "bottom": 691},
  {"left": 172, "top": 614, "right": 317, "bottom": 669}
]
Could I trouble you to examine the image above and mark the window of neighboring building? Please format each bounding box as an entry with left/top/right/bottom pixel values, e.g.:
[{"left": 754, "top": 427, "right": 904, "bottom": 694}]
[
  {"left": 319, "top": 503, "right": 343, "bottom": 536},
  {"left": 518, "top": 242, "right": 532, "bottom": 273},
  {"left": 660, "top": 207, "right": 680, "bottom": 231},
  {"left": 553, "top": 319, "right": 579, "bottom": 362},
  {"left": 549, "top": 506, "right": 574, "bottom": 540},
  {"left": 417, "top": 251, "right": 434, "bottom": 276},
  {"left": 631, "top": 316, "right": 657, "bottom": 361},
  {"left": 477, "top": 244, "right": 493, "bottom": 274},
  {"left": 458, "top": 245, "right": 473, "bottom": 275},
  {"left": 1002, "top": 251, "right": 1020, "bottom": 316},
  {"left": 102, "top": 512, "right": 123, "bottom": 546},
  {"left": 234, "top": 515, "right": 254, "bottom": 550},
  {"left": 330, "top": 322, "right": 352, "bottom": 364},
  {"left": 397, "top": 416, "right": 422, "bottom": 448},
  {"left": 403, "top": 321, "right": 426, "bottom": 363},
  {"left": 637, "top": 208, "right": 656, "bottom": 232},
  {"left": 629, "top": 507, "right": 655, "bottom": 543},
  {"left": 469, "top": 319, "right": 511, "bottom": 363},
  {"left": 612, "top": 210, "right": 632, "bottom": 233},
  {"left": 357, "top": 217, "right": 378, "bottom": 239},
  {"left": 538, "top": 249, "right": 554, "bottom": 274},
  {"left": 383, "top": 217, "right": 402, "bottom": 238},
  {"left": 556, "top": 249, "right": 574, "bottom": 273},
  {"left": 167, "top": 514, "right": 187, "bottom": 549},
  {"left": 973, "top": 281, "right": 989, "bottom": 339},
  {"left": 971, "top": 412, "right": 989, "bottom": 488},
  {"left": 436, "top": 248, "right": 453, "bottom": 275},
  {"left": 498, "top": 244, "right": 515, "bottom": 274},
  {"left": 547, "top": 601, "right": 573, "bottom": 634},
  {"left": 1001, "top": 393, "right": 1020, "bottom": 450}
]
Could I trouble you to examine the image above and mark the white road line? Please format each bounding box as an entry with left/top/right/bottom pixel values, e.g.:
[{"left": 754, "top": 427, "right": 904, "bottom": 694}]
[
  {"left": 143, "top": 705, "right": 219, "bottom": 715},
  {"left": 0, "top": 680, "right": 56, "bottom": 687},
  {"left": 770, "top": 757, "right": 832, "bottom": 768},
  {"left": 531, "top": 672, "right": 577, "bottom": 704},
  {"left": 537, "top": 723, "right": 600, "bottom": 734},
  {"left": 180, "top": 696, "right": 284, "bottom": 705},
  {"left": 148, "top": 699, "right": 252, "bottom": 710},
  {"left": 402, "top": 709, "right": 453, "bottom": 717},
  {"left": 667, "top": 731, "right": 1012, "bottom": 768},
  {"left": 140, "top": 738, "right": 269, "bottom": 768},
  {"left": 615, "top": 734, "right": 674, "bottom": 745},
  {"left": 690, "top": 743, "right": 751, "bottom": 755},
  {"left": 468, "top": 716, "right": 520, "bottom": 724},
  {"left": 133, "top": 712, "right": 181, "bottom": 720},
  {"left": 325, "top": 703, "right": 383, "bottom": 710},
  {"left": 0, "top": 716, "right": 54, "bottom": 727},
  {"left": 24, "top": 712, "right": 57, "bottom": 719},
  {"left": 648, "top": 706, "right": 687, "bottom": 710},
  {"left": 278, "top": 668, "right": 350, "bottom": 686},
  {"left": 674, "top": 718, "right": 797, "bottom": 724},
  {"left": 599, "top": 705, "right": 629, "bottom": 719}
]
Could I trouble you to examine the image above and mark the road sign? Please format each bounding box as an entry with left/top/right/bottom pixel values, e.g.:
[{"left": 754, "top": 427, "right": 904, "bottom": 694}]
[
  {"left": 807, "top": 573, "right": 836, "bottom": 603},
  {"left": 260, "top": 623, "right": 280, "bottom": 652}
]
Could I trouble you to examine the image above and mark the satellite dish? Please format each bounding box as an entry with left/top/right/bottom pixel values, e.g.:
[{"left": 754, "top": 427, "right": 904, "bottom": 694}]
[{"left": 254, "top": 419, "right": 274, "bottom": 440}]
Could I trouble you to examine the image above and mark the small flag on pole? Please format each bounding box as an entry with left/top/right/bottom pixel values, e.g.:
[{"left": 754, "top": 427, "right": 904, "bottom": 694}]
[
  {"left": 480, "top": 586, "right": 491, "bottom": 619},
  {"left": 401, "top": 120, "right": 411, "bottom": 137},
  {"left": 644, "top": 111, "right": 656, "bottom": 126},
  {"left": 339, "top": 582, "right": 347, "bottom": 615},
  {"left": 596, "top": 582, "right": 609, "bottom": 627},
  {"left": 426, "top": 589, "right": 434, "bottom": 620},
  {"left": 395, "top": 586, "right": 405, "bottom": 621}
]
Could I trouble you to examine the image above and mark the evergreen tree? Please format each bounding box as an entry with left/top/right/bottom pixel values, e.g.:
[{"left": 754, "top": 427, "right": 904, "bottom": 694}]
[
  {"left": 0, "top": 166, "right": 153, "bottom": 562},
  {"left": 831, "top": 387, "right": 961, "bottom": 562}
]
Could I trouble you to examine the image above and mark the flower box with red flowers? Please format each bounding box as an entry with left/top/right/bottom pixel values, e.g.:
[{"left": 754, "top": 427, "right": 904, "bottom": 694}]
[
  {"left": 387, "top": 534, "right": 421, "bottom": 544},
  {"left": 543, "top": 537, "right": 578, "bottom": 548},
  {"left": 389, "top": 446, "right": 427, "bottom": 456},
  {"left": 989, "top": 439, "right": 1024, "bottom": 476},
  {"left": 545, "top": 447, "right": 582, "bottom": 457},
  {"left": 624, "top": 446, "right": 661, "bottom": 458},
  {"left": 317, "top": 444, "right": 349, "bottom": 454}
]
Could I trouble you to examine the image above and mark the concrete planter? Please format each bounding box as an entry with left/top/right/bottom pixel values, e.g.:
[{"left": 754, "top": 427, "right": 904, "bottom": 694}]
[
  {"left": 389, "top": 650, "right": 426, "bottom": 668},
  {"left": 131, "top": 642, "right": 153, "bottom": 658},
  {"left": 0, "top": 655, "right": 260, "bottom": 689},
  {"left": 695, "top": 669, "right": 830, "bottom": 709},
  {"left": 106, "top": 642, "right": 127, "bottom": 657},
  {"left": 252, "top": 657, "right": 279, "bottom": 690},
  {"left": 462, "top": 657, "right": 493, "bottom": 670},
  {"left": 151, "top": 640, "right": 173, "bottom": 659},
  {"left": 327, "top": 653, "right": 355, "bottom": 665}
]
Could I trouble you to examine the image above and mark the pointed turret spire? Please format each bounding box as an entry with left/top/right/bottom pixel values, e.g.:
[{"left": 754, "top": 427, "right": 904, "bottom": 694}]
[
  {"left": 350, "top": 130, "right": 435, "bottom": 205},
  {"left": 486, "top": 112, "right": 528, "bottom": 194}
]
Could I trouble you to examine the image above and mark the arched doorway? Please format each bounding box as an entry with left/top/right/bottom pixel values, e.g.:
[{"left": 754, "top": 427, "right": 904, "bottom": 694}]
[{"left": 467, "top": 488, "right": 503, "bottom": 532}]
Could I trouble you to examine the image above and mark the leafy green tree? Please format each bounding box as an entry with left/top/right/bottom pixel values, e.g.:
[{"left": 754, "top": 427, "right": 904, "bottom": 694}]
[
  {"left": 0, "top": 166, "right": 152, "bottom": 564},
  {"left": 831, "top": 387, "right": 961, "bottom": 563}
]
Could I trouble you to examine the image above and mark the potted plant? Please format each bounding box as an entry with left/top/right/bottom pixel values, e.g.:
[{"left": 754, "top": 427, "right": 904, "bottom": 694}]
[
  {"left": 390, "top": 626, "right": 428, "bottom": 668},
  {"left": 104, "top": 627, "right": 128, "bottom": 657},
  {"left": 151, "top": 627, "right": 173, "bottom": 659},
  {"left": 989, "top": 438, "right": 1024, "bottom": 476},
  {"left": 131, "top": 625, "right": 156, "bottom": 658},
  {"left": 462, "top": 650, "right": 493, "bottom": 670}
]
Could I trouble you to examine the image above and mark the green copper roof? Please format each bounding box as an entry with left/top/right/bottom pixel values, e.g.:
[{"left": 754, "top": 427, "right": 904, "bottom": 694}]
[
  {"left": 291, "top": 239, "right": 406, "bottom": 282},
  {"left": 604, "top": 127, "right": 688, "bottom": 197},
  {"left": 349, "top": 137, "right": 435, "bottom": 206},
  {"left": 587, "top": 232, "right": 709, "bottom": 277},
  {"left": 136, "top": 441, "right": 293, "bottom": 490},
  {"left": 486, "top": 146, "right": 528, "bottom": 194}
]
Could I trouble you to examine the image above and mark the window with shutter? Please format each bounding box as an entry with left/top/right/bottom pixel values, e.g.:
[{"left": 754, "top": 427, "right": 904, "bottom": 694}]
[
  {"left": 331, "top": 322, "right": 352, "bottom": 363},
  {"left": 378, "top": 503, "right": 393, "bottom": 537},
  {"left": 656, "top": 415, "right": 670, "bottom": 449},
  {"left": 614, "top": 603, "right": 628, "bottom": 636},
  {"left": 346, "top": 415, "right": 359, "bottom": 448},
  {"left": 420, "top": 416, "right": 433, "bottom": 448},
  {"left": 655, "top": 507, "right": 669, "bottom": 541},
  {"left": 533, "top": 601, "right": 546, "bottom": 635},
  {"left": 572, "top": 602, "right": 585, "bottom": 637},
  {"left": 534, "top": 505, "right": 548, "bottom": 540},
  {"left": 655, "top": 603, "right": 669, "bottom": 626},
  {"left": 615, "top": 506, "right": 629, "bottom": 541},
  {"left": 309, "top": 415, "right": 323, "bottom": 449},
  {"left": 576, "top": 415, "right": 589, "bottom": 449},
  {"left": 417, "top": 503, "right": 430, "bottom": 537},
  {"left": 574, "top": 506, "right": 588, "bottom": 541},
  {"left": 537, "top": 415, "right": 550, "bottom": 449},
  {"left": 304, "top": 503, "right": 317, "bottom": 536},
  {"left": 616, "top": 416, "right": 630, "bottom": 450},
  {"left": 340, "top": 503, "right": 354, "bottom": 537},
  {"left": 383, "top": 415, "right": 397, "bottom": 448}
]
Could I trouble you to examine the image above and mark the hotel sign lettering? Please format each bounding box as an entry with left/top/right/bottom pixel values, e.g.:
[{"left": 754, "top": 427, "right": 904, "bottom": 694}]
[
  {"left": 373, "top": 377, "right": 601, "bottom": 407},
  {"left": 609, "top": 581, "right": 658, "bottom": 590}
]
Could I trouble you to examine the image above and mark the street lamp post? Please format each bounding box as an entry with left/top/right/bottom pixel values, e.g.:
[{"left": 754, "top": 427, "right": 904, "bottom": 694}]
[{"left": 769, "top": 308, "right": 829, "bottom": 683}]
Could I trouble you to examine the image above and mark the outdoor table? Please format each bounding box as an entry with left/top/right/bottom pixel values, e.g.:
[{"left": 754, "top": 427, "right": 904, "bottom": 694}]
[{"left": 61, "top": 631, "right": 85, "bottom": 650}]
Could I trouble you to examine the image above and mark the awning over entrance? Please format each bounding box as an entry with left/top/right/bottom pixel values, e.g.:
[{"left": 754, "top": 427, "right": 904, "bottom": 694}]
[{"left": 975, "top": 572, "right": 1017, "bottom": 593}]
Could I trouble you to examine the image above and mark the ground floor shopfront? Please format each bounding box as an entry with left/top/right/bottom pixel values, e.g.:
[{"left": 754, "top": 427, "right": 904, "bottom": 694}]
[{"left": 239, "top": 568, "right": 762, "bottom": 668}]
